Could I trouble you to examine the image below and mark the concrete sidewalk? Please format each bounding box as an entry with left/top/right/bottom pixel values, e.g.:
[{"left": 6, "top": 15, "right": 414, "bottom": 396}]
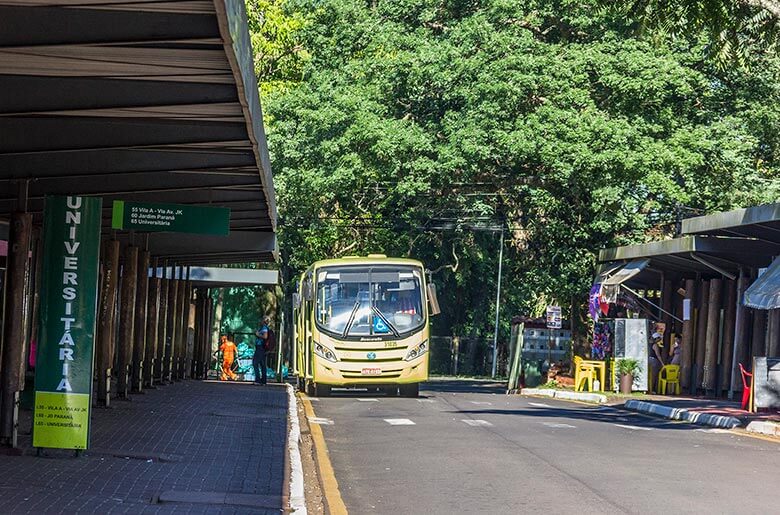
[{"left": 0, "top": 381, "right": 288, "bottom": 514}]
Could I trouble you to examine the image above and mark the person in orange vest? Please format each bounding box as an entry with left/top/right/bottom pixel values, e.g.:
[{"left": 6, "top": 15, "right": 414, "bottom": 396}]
[{"left": 216, "top": 335, "right": 238, "bottom": 381}]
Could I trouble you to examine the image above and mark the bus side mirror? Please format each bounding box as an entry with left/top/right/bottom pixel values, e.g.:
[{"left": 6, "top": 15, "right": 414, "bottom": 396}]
[
  {"left": 302, "top": 280, "right": 313, "bottom": 301},
  {"left": 427, "top": 283, "right": 441, "bottom": 316},
  {"left": 292, "top": 292, "right": 301, "bottom": 309}
]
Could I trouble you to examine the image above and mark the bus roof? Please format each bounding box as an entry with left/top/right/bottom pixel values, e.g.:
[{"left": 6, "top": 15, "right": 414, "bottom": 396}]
[{"left": 310, "top": 256, "right": 424, "bottom": 269}]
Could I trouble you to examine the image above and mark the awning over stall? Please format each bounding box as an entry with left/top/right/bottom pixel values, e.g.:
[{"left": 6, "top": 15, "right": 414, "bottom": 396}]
[
  {"left": 602, "top": 259, "right": 649, "bottom": 286},
  {"left": 744, "top": 257, "right": 780, "bottom": 310}
]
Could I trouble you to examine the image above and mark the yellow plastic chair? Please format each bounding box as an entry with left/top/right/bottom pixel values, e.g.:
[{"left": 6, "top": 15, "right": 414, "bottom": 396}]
[
  {"left": 657, "top": 365, "right": 681, "bottom": 395},
  {"left": 609, "top": 358, "right": 616, "bottom": 391},
  {"left": 574, "top": 356, "right": 597, "bottom": 392}
]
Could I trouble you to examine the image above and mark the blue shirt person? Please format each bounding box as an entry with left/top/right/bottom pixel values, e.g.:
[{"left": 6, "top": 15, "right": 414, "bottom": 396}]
[{"left": 252, "top": 319, "right": 270, "bottom": 384}]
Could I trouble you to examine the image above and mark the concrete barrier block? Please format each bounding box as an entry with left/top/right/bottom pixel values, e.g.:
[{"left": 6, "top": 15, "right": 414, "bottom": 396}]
[
  {"left": 746, "top": 421, "right": 780, "bottom": 437},
  {"left": 520, "top": 388, "right": 556, "bottom": 398},
  {"left": 553, "top": 390, "right": 607, "bottom": 404}
]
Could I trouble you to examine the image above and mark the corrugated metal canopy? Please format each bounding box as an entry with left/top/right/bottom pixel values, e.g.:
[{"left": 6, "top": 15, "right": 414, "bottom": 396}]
[
  {"left": 682, "top": 202, "right": 780, "bottom": 245},
  {"left": 598, "top": 236, "right": 780, "bottom": 288},
  {"left": 0, "top": 0, "right": 277, "bottom": 264},
  {"left": 744, "top": 258, "right": 780, "bottom": 310}
]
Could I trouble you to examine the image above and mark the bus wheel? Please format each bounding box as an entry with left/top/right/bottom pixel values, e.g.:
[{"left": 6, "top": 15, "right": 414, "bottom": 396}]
[
  {"left": 399, "top": 383, "right": 419, "bottom": 398},
  {"left": 315, "top": 383, "right": 332, "bottom": 397},
  {"left": 305, "top": 380, "right": 316, "bottom": 397},
  {"left": 382, "top": 386, "right": 398, "bottom": 397}
]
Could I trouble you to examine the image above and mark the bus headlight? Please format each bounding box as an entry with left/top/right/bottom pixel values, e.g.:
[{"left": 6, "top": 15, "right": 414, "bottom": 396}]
[
  {"left": 314, "top": 342, "right": 338, "bottom": 362},
  {"left": 404, "top": 340, "right": 428, "bottom": 361}
]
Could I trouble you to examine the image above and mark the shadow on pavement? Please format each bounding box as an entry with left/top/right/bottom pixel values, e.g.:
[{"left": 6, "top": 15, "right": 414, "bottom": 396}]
[
  {"left": 447, "top": 404, "right": 709, "bottom": 431},
  {"left": 423, "top": 379, "right": 506, "bottom": 395}
]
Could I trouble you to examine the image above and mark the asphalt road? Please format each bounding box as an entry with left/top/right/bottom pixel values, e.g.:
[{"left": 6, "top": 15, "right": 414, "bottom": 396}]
[{"left": 307, "top": 379, "right": 779, "bottom": 515}]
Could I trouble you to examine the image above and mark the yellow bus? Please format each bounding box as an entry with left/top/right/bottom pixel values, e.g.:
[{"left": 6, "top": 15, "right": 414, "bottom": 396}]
[{"left": 293, "top": 255, "right": 438, "bottom": 397}]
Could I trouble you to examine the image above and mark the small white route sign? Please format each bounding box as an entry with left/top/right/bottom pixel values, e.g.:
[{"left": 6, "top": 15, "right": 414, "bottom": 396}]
[{"left": 546, "top": 305, "right": 562, "bottom": 329}]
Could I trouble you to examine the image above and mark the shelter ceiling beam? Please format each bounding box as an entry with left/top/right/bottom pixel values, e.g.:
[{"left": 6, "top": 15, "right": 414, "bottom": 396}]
[
  {"left": 0, "top": 117, "right": 248, "bottom": 154},
  {"left": 0, "top": 5, "right": 220, "bottom": 47},
  {"left": 0, "top": 76, "right": 240, "bottom": 114}
]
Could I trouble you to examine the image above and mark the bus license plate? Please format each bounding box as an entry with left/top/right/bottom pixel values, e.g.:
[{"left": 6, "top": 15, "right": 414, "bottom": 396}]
[{"left": 361, "top": 367, "right": 381, "bottom": 376}]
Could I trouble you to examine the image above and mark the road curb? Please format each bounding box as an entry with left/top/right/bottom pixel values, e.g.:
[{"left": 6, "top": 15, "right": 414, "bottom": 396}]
[
  {"left": 286, "top": 384, "right": 307, "bottom": 514},
  {"left": 623, "top": 399, "right": 742, "bottom": 429},
  {"left": 746, "top": 420, "right": 780, "bottom": 437},
  {"left": 520, "top": 388, "right": 607, "bottom": 404}
]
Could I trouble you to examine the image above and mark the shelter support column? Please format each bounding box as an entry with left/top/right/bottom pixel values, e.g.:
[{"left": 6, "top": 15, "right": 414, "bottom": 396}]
[
  {"left": 680, "top": 279, "right": 696, "bottom": 391},
  {"left": 730, "top": 271, "right": 749, "bottom": 398},
  {"left": 155, "top": 265, "right": 169, "bottom": 384},
  {"left": 201, "top": 290, "right": 211, "bottom": 378},
  {"left": 185, "top": 270, "right": 194, "bottom": 379},
  {"left": 768, "top": 309, "right": 780, "bottom": 357},
  {"left": 191, "top": 289, "right": 201, "bottom": 378},
  {"left": 693, "top": 280, "right": 710, "bottom": 392},
  {"left": 116, "top": 246, "right": 138, "bottom": 399},
  {"left": 132, "top": 250, "right": 149, "bottom": 392},
  {"left": 751, "top": 308, "right": 767, "bottom": 358},
  {"left": 660, "top": 279, "right": 673, "bottom": 362},
  {"left": 164, "top": 266, "right": 179, "bottom": 383},
  {"left": 176, "top": 266, "right": 187, "bottom": 380},
  {"left": 720, "top": 279, "right": 736, "bottom": 393},
  {"left": 96, "top": 240, "right": 119, "bottom": 407},
  {"left": 207, "top": 291, "right": 216, "bottom": 375},
  {"left": 144, "top": 259, "right": 160, "bottom": 388},
  {"left": 0, "top": 212, "right": 32, "bottom": 447},
  {"left": 174, "top": 266, "right": 185, "bottom": 380},
  {"left": 703, "top": 278, "right": 721, "bottom": 393}
]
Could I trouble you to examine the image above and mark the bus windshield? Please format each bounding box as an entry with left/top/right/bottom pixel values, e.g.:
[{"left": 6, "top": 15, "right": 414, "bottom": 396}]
[{"left": 315, "top": 265, "right": 425, "bottom": 338}]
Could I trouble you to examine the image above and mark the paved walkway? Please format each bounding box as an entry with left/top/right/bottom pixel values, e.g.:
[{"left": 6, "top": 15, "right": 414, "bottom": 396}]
[{"left": 0, "top": 381, "right": 288, "bottom": 514}]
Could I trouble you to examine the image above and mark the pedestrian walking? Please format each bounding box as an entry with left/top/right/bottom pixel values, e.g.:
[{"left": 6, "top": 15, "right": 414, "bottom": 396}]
[{"left": 216, "top": 335, "right": 238, "bottom": 381}]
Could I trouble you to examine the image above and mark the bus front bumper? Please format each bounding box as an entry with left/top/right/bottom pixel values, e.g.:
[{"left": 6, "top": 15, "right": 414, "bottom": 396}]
[{"left": 314, "top": 356, "right": 428, "bottom": 386}]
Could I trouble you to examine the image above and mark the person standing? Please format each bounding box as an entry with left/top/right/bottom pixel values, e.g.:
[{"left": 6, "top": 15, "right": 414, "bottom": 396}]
[
  {"left": 253, "top": 318, "right": 269, "bottom": 385},
  {"left": 648, "top": 332, "right": 665, "bottom": 393},
  {"left": 670, "top": 335, "right": 682, "bottom": 365}
]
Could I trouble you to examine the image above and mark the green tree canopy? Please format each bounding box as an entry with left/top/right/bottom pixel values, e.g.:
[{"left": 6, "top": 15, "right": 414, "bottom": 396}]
[
  {"left": 604, "top": 0, "right": 780, "bottom": 65},
  {"left": 256, "top": 0, "right": 780, "bottom": 340}
]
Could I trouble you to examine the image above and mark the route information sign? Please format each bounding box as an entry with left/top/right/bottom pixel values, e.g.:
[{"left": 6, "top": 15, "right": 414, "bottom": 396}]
[
  {"left": 111, "top": 200, "right": 230, "bottom": 236},
  {"left": 33, "top": 196, "right": 102, "bottom": 450},
  {"left": 546, "top": 305, "right": 562, "bottom": 329}
]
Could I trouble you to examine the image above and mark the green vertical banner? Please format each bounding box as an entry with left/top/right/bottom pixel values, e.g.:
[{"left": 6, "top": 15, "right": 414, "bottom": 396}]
[{"left": 33, "top": 196, "right": 102, "bottom": 450}]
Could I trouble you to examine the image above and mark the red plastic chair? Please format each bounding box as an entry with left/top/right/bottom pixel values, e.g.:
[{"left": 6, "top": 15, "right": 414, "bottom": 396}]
[{"left": 739, "top": 363, "right": 752, "bottom": 411}]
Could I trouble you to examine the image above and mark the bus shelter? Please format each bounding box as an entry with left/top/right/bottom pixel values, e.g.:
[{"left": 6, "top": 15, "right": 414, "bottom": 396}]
[
  {"left": 596, "top": 203, "right": 780, "bottom": 398},
  {"left": 0, "top": 0, "right": 277, "bottom": 449}
]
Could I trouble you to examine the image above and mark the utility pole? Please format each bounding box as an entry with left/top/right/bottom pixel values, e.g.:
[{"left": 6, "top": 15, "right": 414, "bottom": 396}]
[{"left": 491, "top": 227, "right": 504, "bottom": 378}]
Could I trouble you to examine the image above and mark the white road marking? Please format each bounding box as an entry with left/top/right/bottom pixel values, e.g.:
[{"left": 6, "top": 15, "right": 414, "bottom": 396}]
[
  {"left": 528, "top": 402, "right": 552, "bottom": 408},
  {"left": 470, "top": 401, "right": 493, "bottom": 405},
  {"left": 695, "top": 428, "right": 732, "bottom": 434},
  {"left": 417, "top": 399, "right": 436, "bottom": 403},
  {"left": 462, "top": 419, "right": 493, "bottom": 427},
  {"left": 384, "top": 418, "right": 415, "bottom": 425},
  {"left": 543, "top": 422, "right": 577, "bottom": 429},
  {"left": 356, "top": 398, "right": 378, "bottom": 402},
  {"left": 307, "top": 398, "right": 320, "bottom": 402},
  {"left": 308, "top": 417, "right": 334, "bottom": 426},
  {"left": 615, "top": 424, "right": 653, "bottom": 431}
]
